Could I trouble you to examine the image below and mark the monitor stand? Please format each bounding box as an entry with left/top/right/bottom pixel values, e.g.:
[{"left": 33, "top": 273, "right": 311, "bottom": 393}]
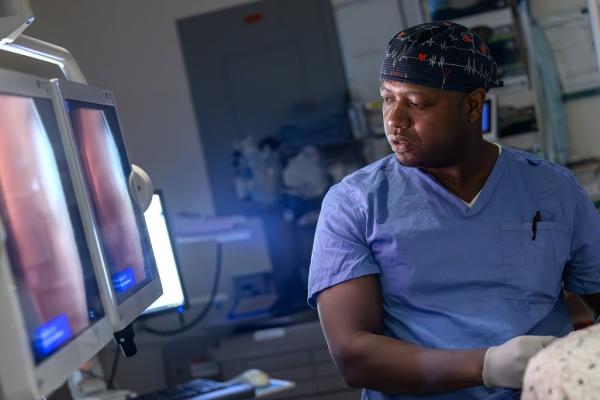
[{"left": 114, "top": 324, "right": 137, "bottom": 358}]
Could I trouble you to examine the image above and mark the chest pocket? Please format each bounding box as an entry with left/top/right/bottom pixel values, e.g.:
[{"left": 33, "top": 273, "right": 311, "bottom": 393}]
[{"left": 501, "top": 221, "right": 570, "bottom": 302}]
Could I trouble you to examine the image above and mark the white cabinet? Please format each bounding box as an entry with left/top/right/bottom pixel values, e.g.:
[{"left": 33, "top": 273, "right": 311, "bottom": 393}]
[{"left": 331, "top": 0, "right": 424, "bottom": 103}]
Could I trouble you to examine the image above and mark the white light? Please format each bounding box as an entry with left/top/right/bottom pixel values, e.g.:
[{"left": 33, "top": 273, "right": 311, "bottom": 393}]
[{"left": 143, "top": 194, "right": 185, "bottom": 314}]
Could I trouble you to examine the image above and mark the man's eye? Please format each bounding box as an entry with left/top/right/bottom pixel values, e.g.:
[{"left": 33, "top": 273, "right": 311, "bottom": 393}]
[
  {"left": 382, "top": 97, "right": 394, "bottom": 103},
  {"left": 410, "top": 102, "right": 426, "bottom": 108}
]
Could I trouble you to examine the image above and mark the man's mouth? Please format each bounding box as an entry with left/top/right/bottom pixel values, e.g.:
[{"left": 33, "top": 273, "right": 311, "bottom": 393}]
[{"left": 390, "top": 137, "right": 412, "bottom": 152}]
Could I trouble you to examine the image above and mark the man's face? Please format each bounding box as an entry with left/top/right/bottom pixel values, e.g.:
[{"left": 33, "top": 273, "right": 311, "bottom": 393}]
[{"left": 380, "top": 81, "right": 471, "bottom": 168}]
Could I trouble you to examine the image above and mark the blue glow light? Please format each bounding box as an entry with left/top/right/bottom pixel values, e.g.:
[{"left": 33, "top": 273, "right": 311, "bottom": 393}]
[
  {"left": 482, "top": 100, "right": 491, "bottom": 133},
  {"left": 32, "top": 314, "right": 72, "bottom": 357},
  {"left": 112, "top": 268, "right": 136, "bottom": 293}
]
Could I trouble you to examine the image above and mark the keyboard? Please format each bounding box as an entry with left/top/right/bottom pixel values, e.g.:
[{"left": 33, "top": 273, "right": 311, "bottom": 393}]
[{"left": 134, "top": 378, "right": 255, "bottom": 400}]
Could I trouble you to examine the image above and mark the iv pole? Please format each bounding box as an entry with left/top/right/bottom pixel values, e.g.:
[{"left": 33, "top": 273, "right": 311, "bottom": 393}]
[{"left": 589, "top": 0, "right": 600, "bottom": 71}]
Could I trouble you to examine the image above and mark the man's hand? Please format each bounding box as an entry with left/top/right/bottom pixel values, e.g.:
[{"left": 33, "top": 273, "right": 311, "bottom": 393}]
[{"left": 482, "top": 335, "right": 557, "bottom": 389}]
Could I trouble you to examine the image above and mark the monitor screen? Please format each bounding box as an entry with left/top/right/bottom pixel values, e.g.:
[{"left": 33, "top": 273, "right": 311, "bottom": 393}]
[
  {"left": 142, "top": 192, "right": 186, "bottom": 315},
  {"left": 482, "top": 99, "right": 491, "bottom": 134},
  {"left": 0, "top": 93, "right": 105, "bottom": 364},
  {"left": 64, "top": 100, "right": 157, "bottom": 305}
]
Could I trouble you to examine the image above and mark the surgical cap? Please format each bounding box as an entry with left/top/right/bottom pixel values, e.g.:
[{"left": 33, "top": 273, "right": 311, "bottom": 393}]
[{"left": 380, "top": 22, "right": 503, "bottom": 92}]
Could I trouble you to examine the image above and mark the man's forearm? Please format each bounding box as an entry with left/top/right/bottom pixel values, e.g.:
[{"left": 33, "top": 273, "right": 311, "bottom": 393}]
[
  {"left": 335, "top": 331, "right": 486, "bottom": 395},
  {"left": 579, "top": 293, "right": 600, "bottom": 321}
]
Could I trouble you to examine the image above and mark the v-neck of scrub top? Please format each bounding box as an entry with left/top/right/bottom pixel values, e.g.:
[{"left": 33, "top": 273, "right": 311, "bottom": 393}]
[
  {"left": 461, "top": 143, "right": 502, "bottom": 208},
  {"left": 405, "top": 144, "right": 507, "bottom": 217}
]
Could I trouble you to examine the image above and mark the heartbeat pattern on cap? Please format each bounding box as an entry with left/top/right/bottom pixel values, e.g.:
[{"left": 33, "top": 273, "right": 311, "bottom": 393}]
[{"left": 380, "top": 22, "right": 503, "bottom": 92}]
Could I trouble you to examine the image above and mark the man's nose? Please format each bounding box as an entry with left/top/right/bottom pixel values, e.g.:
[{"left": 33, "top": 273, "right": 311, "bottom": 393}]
[{"left": 385, "top": 103, "right": 411, "bottom": 131}]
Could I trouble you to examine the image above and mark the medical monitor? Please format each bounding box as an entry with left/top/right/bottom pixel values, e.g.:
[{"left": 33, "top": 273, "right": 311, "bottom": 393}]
[
  {"left": 142, "top": 191, "right": 187, "bottom": 316},
  {"left": 49, "top": 79, "right": 162, "bottom": 332},
  {"left": 482, "top": 100, "right": 491, "bottom": 132},
  {"left": 0, "top": 69, "right": 112, "bottom": 399},
  {"left": 482, "top": 94, "right": 497, "bottom": 142}
]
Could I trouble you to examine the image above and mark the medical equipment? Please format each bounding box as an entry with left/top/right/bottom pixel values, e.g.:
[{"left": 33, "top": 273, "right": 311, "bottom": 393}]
[
  {"left": 141, "top": 191, "right": 187, "bottom": 316},
  {"left": 0, "top": 68, "right": 114, "bottom": 400},
  {"left": 0, "top": 0, "right": 32, "bottom": 45},
  {"left": 50, "top": 78, "right": 163, "bottom": 338},
  {"left": 0, "top": 2, "right": 161, "bottom": 398},
  {"left": 482, "top": 94, "right": 498, "bottom": 142}
]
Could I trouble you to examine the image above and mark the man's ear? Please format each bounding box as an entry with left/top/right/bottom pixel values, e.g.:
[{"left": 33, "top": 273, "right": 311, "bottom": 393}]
[{"left": 465, "top": 88, "right": 486, "bottom": 124}]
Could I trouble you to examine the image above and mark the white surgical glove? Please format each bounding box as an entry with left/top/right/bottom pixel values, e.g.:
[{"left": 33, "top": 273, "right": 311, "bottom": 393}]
[{"left": 482, "top": 335, "right": 557, "bottom": 389}]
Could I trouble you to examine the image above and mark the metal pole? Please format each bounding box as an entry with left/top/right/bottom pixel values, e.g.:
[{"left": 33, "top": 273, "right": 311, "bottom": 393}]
[{"left": 589, "top": 0, "right": 600, "bottom": 72}]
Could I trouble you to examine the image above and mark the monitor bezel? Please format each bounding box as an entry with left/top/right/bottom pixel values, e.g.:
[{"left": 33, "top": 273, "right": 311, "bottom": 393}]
[
  {"left": 140, "top": 190, "right": 189, "bottom": 318},
  {"left": 49, "top": 78, "right": 163, "bottom": 332},
  {"left": 0, "top": 68, "right": 113, "bottom": 399}
]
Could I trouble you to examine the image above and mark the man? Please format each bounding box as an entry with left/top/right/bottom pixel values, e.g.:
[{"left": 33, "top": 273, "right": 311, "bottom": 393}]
[{"left": 308, "top": 22, "right": 600, "bottom": 399}]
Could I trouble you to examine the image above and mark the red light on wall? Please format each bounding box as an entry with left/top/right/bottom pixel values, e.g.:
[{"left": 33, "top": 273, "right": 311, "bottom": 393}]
[{"left": 244, "top": 13, "right": 263, "bottom": 24}]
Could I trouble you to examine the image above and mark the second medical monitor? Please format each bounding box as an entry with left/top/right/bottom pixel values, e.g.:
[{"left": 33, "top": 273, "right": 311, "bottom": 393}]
[{"left": 50, "top": 79, "right": 162, "bottom": 331}]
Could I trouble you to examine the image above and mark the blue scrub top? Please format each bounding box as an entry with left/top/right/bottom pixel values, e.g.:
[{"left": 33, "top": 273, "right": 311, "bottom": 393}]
[{"left": 308, "top": 147, "right": 600, "bottom": 400}]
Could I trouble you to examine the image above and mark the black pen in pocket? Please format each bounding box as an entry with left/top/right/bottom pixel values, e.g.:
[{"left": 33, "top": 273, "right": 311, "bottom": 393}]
[{"left": 532, "top": 210, "right": 542, "bottom": 241}]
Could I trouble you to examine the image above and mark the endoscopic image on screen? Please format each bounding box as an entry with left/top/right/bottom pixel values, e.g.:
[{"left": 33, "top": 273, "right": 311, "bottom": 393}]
[
  {"left": 65, "top": 100, "right": 156, "bottom": 304},
  {"left": 0, "top": 94, "right": 104, "bottom": 364}
]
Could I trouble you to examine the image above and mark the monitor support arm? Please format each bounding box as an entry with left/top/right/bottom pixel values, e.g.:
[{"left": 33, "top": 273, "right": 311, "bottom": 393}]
[
  {"left": 0, "top": 0, "right": 87, "bottom": 83},
  {"left": 2, "top": 34, "right": 87, "bottom": 83},
  {"left": 0, "top": 0, "right": 33, "bottom": 45}
]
